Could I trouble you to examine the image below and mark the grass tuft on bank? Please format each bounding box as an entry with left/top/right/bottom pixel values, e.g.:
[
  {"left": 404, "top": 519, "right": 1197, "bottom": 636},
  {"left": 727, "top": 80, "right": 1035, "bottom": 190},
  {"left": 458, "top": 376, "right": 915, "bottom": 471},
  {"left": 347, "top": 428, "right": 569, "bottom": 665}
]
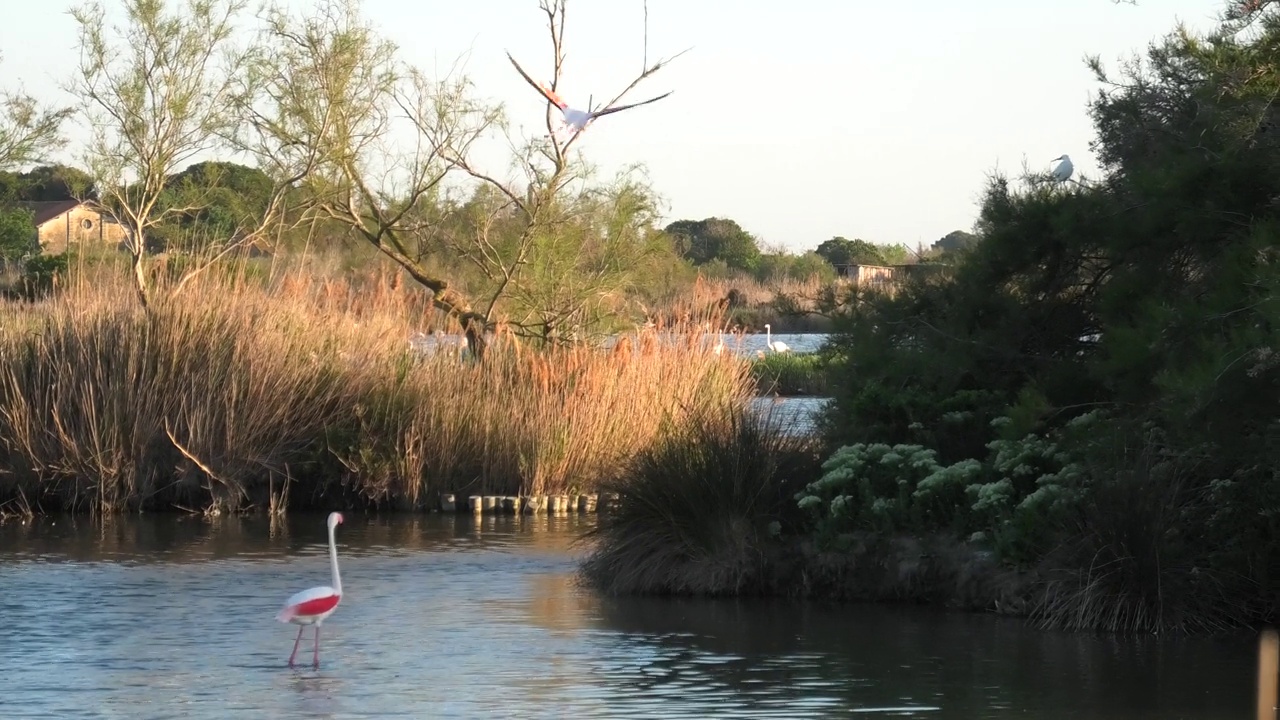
[
  {"left": 579, "top": 403, "right": 821, "bottom": 596},
  {"left": 751, "top": 352, "right": 829, "bottom": 396}
]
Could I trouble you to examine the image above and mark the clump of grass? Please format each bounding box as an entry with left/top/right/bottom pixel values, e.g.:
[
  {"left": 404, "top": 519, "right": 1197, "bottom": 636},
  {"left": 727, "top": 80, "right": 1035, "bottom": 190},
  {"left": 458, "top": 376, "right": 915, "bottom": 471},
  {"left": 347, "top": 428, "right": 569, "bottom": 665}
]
[
  {"left": 338, "top": 316, "right": 757, "bottom": 506},
  {"left": 0, "top": 258, "right": 757, "bottom": 514},
  {"left": 1028, "top": 434, "right": 1264, "bottom": 634},
  {"left": 0, "top": 263, "right": 370, "bottom": 514},
  {"left": 751, "top": 352, "right": 829, "bottom": 396},
  {"left": 578, "top": 402, "right": 822, "bottom": 596}
]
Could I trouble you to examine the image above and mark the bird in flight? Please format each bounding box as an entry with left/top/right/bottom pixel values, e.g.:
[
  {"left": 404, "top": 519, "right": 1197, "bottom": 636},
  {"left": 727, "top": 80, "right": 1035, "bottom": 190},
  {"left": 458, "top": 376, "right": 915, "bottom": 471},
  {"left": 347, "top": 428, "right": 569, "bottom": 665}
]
[{"left": 505, "top": 51, "right": 672, "bottom": 135}]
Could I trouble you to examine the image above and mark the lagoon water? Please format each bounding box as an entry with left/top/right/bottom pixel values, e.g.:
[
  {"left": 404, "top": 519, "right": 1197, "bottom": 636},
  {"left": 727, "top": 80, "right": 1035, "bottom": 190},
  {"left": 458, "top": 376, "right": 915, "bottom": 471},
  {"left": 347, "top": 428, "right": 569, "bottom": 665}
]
[
  {"left": 417, "top": 330, "right": 831, "bottom": 358},
  {"left": 0, "top": 513, "right": 1256, "bottom": 719}
]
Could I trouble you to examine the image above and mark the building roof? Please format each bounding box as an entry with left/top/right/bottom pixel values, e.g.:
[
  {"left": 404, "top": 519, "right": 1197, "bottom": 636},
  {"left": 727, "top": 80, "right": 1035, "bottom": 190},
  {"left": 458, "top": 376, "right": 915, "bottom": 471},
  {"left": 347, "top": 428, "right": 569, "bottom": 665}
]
[{"left": 10, "top": 199, "right": 85, "bottom": 226}]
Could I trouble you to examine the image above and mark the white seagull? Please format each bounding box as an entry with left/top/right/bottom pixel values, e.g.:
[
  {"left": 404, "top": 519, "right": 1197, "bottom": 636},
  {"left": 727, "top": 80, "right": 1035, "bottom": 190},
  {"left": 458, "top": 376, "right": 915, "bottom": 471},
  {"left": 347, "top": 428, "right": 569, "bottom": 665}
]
[
  {"left": 1050, "top": 154, "right": 1074, "bottom": 183},
  {"left": 506, "top": 51, "right": 673, "bottom": 135}
]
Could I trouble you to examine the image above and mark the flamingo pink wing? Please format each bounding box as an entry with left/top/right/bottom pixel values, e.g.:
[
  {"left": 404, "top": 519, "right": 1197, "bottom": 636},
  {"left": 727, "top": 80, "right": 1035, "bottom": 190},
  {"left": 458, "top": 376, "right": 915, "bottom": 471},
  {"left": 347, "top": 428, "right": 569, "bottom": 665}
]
[
  {"left": 505, "top": 51, "right": 568, "bottom": 110},
  {"left": 277, "top": 585, "right": 341, "bottom": 622}
]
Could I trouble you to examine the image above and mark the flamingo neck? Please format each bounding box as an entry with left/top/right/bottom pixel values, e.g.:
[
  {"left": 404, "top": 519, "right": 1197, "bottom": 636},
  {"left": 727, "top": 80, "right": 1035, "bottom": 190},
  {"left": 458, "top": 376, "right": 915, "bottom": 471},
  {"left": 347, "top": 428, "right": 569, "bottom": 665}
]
[{"left": 328, "top": 524, "right": 343, "bottom": 596}]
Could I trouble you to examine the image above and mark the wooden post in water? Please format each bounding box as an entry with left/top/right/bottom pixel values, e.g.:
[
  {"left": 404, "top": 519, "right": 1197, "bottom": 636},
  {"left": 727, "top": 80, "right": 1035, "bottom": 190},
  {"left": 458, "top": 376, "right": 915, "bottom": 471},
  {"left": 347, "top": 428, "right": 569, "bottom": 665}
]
[
  {"left": 603, "top": 492, "right": 621, "bottom": 512},
  {"left": 501, "top": 496, "right": 519, "bottom": 514},
  {"left": 482, "top": 496, "right": 497, "bottom": 513},
  {"left": 468, "top": 496, "right": 483, "bottom": 514},
  {"left": 440, "top": 493, "right": 456, "bottom": 513},
  {"left": 1260, "top": 628, "right": 1279, "bottom": 720}
]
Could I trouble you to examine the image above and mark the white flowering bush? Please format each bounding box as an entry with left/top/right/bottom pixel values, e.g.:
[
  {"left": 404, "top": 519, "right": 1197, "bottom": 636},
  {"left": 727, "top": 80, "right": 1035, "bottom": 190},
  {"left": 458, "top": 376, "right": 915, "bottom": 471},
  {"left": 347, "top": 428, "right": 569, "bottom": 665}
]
[
  {"left": 796, "top": 442, "right": 981, "bottom": 535},
  {"left": 959, "top": 413, "right": 1096, "bottom": 562},
  {"left": 797, "top": 413, "right": 1097, "bottom": 560}
]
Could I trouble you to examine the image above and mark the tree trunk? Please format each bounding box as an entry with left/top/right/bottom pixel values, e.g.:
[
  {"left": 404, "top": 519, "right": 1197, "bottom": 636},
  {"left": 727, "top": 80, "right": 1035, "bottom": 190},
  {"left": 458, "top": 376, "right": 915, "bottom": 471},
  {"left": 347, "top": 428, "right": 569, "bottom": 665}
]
[
  {"left": 398, "top": 263, "right": 490, "bottom": 361},
  {"left": 130, "top": 233, "right": 151, "bottom": 310}
]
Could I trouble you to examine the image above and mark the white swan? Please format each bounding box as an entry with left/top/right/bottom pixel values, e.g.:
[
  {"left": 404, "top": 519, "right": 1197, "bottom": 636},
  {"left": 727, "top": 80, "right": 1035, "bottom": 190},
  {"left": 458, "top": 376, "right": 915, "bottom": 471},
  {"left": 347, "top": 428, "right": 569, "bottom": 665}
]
[
  {"left": 764, "top": 324, "right": 790, "bottom": 353},
  {"left": 703, "top": 323, "right": 726, "bottom": 355}
]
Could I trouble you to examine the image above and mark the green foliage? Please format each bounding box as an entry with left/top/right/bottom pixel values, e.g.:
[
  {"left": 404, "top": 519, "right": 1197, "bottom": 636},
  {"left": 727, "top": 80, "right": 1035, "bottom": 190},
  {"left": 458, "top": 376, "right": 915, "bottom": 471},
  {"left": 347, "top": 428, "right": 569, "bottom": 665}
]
[
  {"left": 814, "top": 236, "right": 889, "bottom": 267},
  {"left": 796, "top": 443, "right": 981, "bottom": 536},
  {"left": 754, "top": 250, "right": 834, "bottom": 283},
  {"left": 1030, "top": 415, "right": 1272, "bottom": 634},
  {"left": 664, "top": 217, "right": 762, "bottom": 271},
  {"left": 0, "top": 207, "right": 35, "bottom": 261},
  {"left": 751, "top": 352, "right": 829, "bottom": 395},
  {"left": 0, "top": 164, "right": 96, "bottom": 202},
  {"left": 151, "top": 161, "right": 278, "bottom": 248},
  {"left": 19, "top": 253, "right": 70, "bottom": 298},
  {"left": 931, "top": 230, "right": 976, "bottom": 255},
  {"left": 796, "top": 412, "right": 1093, "bottom": 563},
  {"left": 814, "top": 3, "right": 1280, "bottom": 631}
]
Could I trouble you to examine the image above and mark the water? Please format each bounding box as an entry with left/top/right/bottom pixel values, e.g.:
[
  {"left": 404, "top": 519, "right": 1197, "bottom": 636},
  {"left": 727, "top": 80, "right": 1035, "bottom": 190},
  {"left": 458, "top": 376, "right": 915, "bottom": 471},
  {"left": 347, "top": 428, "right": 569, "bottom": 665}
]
[
  {"left": 0, "top": 514, "right": 1255, "bottom": 719},
  {"left": 749, "top": 395, "right": 830, "bottom": 436},
  {"left": 713, "top": 331, "right": 828, "bottom": 356},
  {"left": 413, "top": 331, "right": 832, "bottom": 358}
]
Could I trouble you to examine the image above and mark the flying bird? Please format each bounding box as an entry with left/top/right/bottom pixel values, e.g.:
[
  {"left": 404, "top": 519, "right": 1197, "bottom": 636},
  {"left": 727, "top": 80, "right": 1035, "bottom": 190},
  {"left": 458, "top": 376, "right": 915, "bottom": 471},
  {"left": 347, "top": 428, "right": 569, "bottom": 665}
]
[
  {"left": 505, "top": 51, "right": 672, "bottom": 134},
  {"left": 1050, "top": 154, "right": 1074, "bottom": 183},
  {"left": 277, "top": 511, "right": 345, "bottom": 669}
]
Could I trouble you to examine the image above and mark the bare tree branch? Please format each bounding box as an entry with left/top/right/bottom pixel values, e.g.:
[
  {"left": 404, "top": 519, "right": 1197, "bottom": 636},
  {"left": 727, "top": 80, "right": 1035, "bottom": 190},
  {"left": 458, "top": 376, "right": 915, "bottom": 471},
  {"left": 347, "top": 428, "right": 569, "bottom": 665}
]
[{"left": 239, "top": 0, "right": 505, "bottom": 352}]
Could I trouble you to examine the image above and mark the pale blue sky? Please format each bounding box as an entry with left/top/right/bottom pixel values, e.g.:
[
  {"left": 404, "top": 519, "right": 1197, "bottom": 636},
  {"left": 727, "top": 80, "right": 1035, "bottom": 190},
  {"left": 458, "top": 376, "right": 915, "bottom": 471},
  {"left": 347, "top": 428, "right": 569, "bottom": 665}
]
[{"left": 0, "top": 0, "right": 1223, "bottom": 253}]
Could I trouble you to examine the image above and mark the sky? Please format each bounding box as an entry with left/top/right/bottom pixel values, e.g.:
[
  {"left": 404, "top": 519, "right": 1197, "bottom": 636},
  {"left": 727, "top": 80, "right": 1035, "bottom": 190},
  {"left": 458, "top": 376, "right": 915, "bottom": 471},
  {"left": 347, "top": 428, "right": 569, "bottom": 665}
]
[{"left": 0, "top": 0, "right": 1226, "bottom": 253}]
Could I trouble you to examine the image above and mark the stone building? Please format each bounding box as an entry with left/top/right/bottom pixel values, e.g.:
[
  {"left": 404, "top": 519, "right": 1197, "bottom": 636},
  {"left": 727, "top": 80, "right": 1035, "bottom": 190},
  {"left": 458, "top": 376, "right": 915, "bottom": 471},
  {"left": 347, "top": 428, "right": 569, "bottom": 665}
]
[{"left": 14, "top": 199, "right": 128, "bottom": 254}]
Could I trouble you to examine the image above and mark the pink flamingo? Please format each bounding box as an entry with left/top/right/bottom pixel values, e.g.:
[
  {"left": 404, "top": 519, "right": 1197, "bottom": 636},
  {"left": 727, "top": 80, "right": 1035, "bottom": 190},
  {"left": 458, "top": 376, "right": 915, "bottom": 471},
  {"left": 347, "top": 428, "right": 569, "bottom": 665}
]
[{"left": 276, "top": 511, "right": 344, "bottom": 668}]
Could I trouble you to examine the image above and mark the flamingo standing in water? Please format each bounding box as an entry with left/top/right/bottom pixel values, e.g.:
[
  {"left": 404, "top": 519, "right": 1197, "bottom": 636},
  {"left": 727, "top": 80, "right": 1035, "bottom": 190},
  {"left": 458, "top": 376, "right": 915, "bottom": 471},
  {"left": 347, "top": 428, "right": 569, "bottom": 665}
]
[{"left": 277, "top": 511, "right": 344, "bottom": 668}]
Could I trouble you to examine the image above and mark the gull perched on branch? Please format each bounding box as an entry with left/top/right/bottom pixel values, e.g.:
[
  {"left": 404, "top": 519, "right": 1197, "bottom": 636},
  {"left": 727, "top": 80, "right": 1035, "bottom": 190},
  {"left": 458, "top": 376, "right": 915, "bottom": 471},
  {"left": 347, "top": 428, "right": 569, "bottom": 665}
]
[
  {"left": 1050, "top": 154, "right": 1074, "bottom": 183},
  {"left": 505, "top": 51, "right": 673, "bottom": 134}
]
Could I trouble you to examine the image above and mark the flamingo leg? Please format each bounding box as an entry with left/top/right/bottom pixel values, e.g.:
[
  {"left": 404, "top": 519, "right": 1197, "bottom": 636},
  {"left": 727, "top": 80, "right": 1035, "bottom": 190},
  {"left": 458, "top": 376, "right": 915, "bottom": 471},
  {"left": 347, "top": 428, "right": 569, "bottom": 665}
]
[
  {"left": 287, "top": 625, "right": 304, "bottom": 667},
  {"left": 312, "top": 626, "right": 321, "bottom": 669}
]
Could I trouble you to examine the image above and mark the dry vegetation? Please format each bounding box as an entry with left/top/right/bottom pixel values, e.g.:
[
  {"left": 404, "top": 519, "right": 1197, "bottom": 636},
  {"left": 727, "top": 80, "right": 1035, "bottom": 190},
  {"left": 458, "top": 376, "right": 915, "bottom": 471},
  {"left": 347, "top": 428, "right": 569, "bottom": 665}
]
[
  {"left": 646, "top": 274, "right": 839, "bottom": 333},
  {"left": 580, "top": 403, "right": 823, "bottom": 596},
  {"left": 0, "top": 255, "right": 756, "bottom": 517}
]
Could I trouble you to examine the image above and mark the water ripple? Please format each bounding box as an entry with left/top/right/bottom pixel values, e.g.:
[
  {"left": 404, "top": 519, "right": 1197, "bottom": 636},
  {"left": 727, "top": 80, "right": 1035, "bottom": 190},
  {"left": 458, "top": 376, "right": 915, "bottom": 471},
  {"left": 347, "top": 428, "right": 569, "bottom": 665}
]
[{"left": 0, "top": 514, "right": 1257, "bottom": 719}]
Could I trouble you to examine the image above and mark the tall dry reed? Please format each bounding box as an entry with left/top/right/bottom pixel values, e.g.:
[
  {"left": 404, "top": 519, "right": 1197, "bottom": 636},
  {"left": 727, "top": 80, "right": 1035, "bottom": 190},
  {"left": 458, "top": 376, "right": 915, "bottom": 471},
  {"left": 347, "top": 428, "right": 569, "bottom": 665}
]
[
  {"left": 646, "top": 274, "right": 837, "bottom": 332},
  {"left": 0, "top": 258, "right": 755, "bottom": 515}
]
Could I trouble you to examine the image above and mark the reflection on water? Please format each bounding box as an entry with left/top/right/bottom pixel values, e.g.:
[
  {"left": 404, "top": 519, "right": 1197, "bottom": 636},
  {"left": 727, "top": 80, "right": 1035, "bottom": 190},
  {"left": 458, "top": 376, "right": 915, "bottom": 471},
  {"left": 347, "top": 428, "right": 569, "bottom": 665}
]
[
  {"left": 0, "top": 514, "right": 1254, "bottom": 719},
  {"left": 749, "top": 395, "right": 830, "bottom": 436}
]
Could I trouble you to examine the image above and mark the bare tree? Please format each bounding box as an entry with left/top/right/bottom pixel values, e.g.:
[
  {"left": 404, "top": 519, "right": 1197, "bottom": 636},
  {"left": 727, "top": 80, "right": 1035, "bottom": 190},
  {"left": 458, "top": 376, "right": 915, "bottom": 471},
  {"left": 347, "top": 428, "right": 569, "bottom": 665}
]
[
  {"left": 431, "top": 0, "right": 687, "bottom": 343},
  {"left": 0, "top": 53, "right": 74, "bottom": 171},
  {"left": 238, "top": 0, "right": 500, "bottom": 351},
  {"left": 240, "top": 0, "right": 684, "bottom": 352},
  {"left": 67, "top": 0, "right": 252, "bottom": 308}
]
